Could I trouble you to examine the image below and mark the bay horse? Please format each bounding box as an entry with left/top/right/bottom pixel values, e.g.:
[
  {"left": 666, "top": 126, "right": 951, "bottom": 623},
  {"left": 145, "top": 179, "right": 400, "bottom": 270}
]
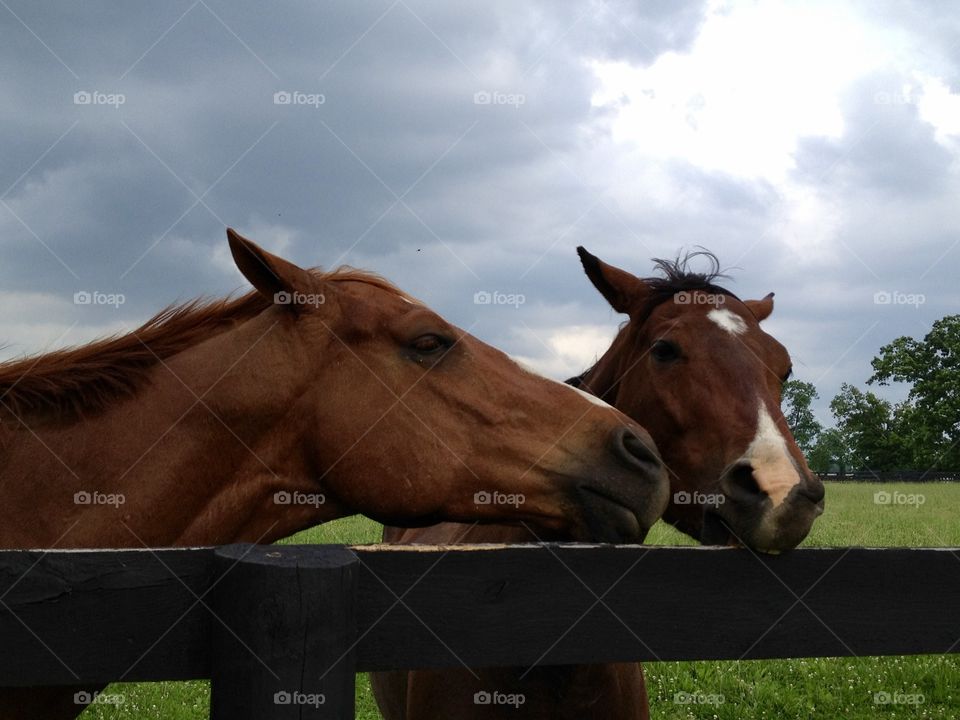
[
  {"left": 0, "top": 231, "right": 670, "bottom": 719},
  {"left": 371, "top": 248, "right": 825, "bottom": 720}
]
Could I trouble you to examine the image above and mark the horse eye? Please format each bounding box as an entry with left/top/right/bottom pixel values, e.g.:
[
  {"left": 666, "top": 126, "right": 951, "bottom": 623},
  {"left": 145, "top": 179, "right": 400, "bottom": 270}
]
[
  {"left": 651, "top": 339, "right": 679, "bottom": 362},
  {"left": 410, "top": 334, "right": 447, "bottom": 354}
]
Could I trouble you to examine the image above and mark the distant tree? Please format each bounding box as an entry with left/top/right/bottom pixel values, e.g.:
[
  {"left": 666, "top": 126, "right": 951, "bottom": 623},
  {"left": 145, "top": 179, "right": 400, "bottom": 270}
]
[
  {"left": 829, "top": 383, "right": 905, "bottom": 471},
  {"left": 869, "top": 315, "right": 960, "bottom": 470},
  {"left": 807, "top": 427, "right": 851, "bottom": 474},
  {"left": 781, "top": 380, "right": 822, "bottom": 455}
]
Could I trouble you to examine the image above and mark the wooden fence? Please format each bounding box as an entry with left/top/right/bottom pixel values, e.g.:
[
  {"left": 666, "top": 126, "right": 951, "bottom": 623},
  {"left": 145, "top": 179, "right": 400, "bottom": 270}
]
[
  {"left": 1, "top": 544, "right": 958, "bottom": 718},
  {"left": 818, "top": 470, "right": 960, "bottom": 482}
]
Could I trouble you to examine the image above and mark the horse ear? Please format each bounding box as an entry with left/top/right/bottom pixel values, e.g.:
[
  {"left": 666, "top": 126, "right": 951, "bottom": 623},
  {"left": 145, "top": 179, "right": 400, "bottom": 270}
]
[
  {"left": 227, "top": 228, "right": 317, "bottom": 308},
  {"left": 577, "top": 246, "right": 646, "bottom": 315},
  {"left": 743, "top": 292, "right": 774, "bottom": 322}
]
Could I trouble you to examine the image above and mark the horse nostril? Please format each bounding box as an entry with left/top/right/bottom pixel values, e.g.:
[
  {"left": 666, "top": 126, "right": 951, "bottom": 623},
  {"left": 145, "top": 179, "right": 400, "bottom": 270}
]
[
  {"left": 798, "top": 476, "right": 825, "bottom": 504},
  {"left": 612, "top": 426, "right": 661, "bottom": 470},
  {"left": 722, "top": 461, "right": 766, "bottom": 503}
]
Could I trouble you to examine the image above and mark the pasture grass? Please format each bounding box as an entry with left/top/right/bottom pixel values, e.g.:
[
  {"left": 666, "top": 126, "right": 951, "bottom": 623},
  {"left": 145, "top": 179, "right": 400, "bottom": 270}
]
[{"left": 81, "top": 482, "right": 960, "bottom": 719}]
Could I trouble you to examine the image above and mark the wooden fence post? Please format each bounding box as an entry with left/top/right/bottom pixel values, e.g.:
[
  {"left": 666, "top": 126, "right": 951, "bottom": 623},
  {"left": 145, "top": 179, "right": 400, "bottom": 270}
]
[{"left": 209, "top": 544, "right": 358, "bottom": 719}]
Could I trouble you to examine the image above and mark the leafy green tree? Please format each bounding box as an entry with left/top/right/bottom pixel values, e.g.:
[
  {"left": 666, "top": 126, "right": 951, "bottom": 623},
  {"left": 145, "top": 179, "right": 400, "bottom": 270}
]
[
  {"left": 781, "top": 380, "right": 822, "bottom": 455},
  {"left": 829, "top": 383, "right": 906, "bottom": 471},
  {"left": 869, "top": 315, "right": 960, "bottom": 470},
  {"left": 807, "top": 427, "right": 851, "bottom": 474}
]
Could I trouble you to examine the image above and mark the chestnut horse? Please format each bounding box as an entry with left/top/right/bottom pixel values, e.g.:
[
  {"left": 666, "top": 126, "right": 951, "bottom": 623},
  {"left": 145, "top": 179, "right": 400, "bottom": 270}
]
[
  {"left": 0, "top": 231, "right": 669, "bottom": 719},
  {"left": 372, "top": 248, "right": 825, "bottom": 720}
]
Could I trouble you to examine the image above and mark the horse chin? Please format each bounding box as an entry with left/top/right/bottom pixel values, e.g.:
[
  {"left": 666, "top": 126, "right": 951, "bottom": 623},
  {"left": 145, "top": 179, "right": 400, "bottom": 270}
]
[
  {"left": 699, "top": 508, "right": 731, "bottom": 545},
  {"left": 700, "top": 508, "right": 791, "bottom": 554},
  {"left": 575, "top": 485, "right": 646, "bottom": 543}
]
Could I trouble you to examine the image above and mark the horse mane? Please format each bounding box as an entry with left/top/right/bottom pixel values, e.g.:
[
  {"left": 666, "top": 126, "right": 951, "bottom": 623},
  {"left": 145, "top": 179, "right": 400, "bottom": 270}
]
[
  {"left": 567, "top": 249, "right": 737, "bottom": 390},
  {"left": 0, "top": 267, "right": 415, "bottom": 421}
]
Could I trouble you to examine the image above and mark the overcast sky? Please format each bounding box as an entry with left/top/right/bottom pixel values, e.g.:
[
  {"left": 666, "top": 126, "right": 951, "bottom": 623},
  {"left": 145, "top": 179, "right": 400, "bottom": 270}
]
[{"left": 1, "top": 0, "right": 958, "bottom": 425}]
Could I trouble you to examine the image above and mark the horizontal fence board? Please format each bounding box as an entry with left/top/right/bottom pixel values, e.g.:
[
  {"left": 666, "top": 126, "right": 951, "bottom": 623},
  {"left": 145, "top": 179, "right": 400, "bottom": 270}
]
[
  {"left": 0, "top": 545, "right": 958, "bottom": 687},
  {"left": 352, "top": 545, "right": 960, "bottom": 669},
  {"left": 0, "top": 548, "right": 214, "bottom": 686}
]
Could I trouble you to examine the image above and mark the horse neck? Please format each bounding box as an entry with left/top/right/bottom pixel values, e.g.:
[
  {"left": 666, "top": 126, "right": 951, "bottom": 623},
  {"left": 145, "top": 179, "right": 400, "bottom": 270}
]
[{"left": 0, "top": 310, "right": 336, "bottom": 549}]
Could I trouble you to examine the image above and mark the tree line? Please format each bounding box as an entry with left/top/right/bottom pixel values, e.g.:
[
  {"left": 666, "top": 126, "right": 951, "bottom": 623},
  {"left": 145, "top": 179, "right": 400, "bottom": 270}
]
[{"left": 782, "top": 315, "right": 959, "bottom": 473}]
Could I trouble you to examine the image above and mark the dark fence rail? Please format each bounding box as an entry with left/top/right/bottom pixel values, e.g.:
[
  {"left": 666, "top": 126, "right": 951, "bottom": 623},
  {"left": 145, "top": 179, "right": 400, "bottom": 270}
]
[
  {"left": 817, "top": 470, "right": 960, "bottom": 482},
  {"left": 1, "top": 544, "right": 959, "bottom": 718}
]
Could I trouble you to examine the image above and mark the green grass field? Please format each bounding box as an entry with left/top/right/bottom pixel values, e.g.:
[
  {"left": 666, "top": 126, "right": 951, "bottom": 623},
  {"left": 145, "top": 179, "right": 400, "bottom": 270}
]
[{"left": 81, "top": 482, "right": 960, "bottom": 719}]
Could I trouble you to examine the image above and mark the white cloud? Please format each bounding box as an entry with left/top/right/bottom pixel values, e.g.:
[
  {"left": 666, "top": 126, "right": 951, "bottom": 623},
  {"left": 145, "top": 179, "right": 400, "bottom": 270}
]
[
  {"left": 588, "top": 0, "right": 909, "bottom": 183},
  {"left": 916, "top": 74, "right": 960, "bottom": 147},
  {"left": 511, "top": 323, "right": 618, "bottom": 380}
]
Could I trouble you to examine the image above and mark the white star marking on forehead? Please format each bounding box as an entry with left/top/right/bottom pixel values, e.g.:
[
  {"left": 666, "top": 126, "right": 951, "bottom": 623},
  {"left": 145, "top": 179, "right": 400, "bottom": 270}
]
[{"left": 707, "top": 308, "right": 747, "bottom": 335}]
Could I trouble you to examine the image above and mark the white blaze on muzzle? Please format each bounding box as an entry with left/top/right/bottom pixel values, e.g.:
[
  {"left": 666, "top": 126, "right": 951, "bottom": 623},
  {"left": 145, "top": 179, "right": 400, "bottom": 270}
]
[{"left": 741, "top": 400, "right": 802, "bottom": 508}]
